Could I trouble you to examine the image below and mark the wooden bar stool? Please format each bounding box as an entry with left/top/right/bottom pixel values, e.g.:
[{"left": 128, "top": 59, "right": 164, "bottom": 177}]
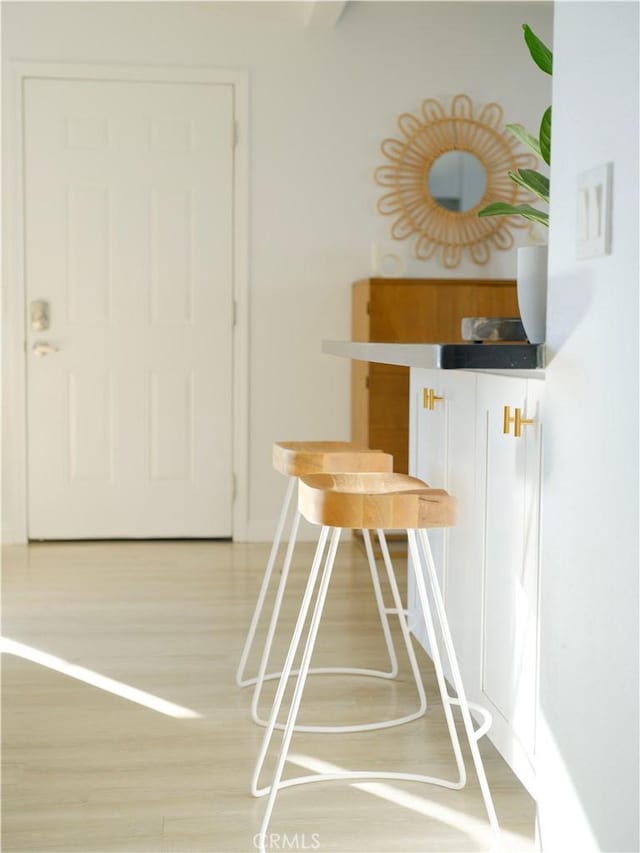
[
  {"left": 236, "top": 442, "right": 427, "bottom": 735},
  {"left": 252, "top": 472, "right": 499, "bottom": 849}
]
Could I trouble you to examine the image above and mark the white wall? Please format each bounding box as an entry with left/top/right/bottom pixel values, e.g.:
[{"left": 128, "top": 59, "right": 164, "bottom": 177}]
[
  {"left": 2, "top": 1, "right": 553, "bottom": 540},
  {"left": 538, "top": 2, "right": 639, "bottom": 850}
]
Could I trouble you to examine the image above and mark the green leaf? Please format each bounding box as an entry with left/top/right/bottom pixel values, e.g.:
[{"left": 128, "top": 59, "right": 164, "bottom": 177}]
[
  {"left": 523, "top": 24, "right": 553, "bottom": 75},
  {"left": 539, "top": 107, "right": 552, "bottom": 166},
  {"left": 477, "top": 202, "right": 549, "bottom": 227},
  {"left": 506, "top": 123, "right": 542, "bottom": 159},
  {"left": 508, "top": 168, "right": 549, "bottom": 203}
]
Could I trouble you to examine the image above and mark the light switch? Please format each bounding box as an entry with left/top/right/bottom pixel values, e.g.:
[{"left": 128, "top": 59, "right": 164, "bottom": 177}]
[
  {"left": 577, "top": 163, "right": 612, "bottom": 259},
  {"left": 577, "top": 188, "right": 589, "bottom": 241}
]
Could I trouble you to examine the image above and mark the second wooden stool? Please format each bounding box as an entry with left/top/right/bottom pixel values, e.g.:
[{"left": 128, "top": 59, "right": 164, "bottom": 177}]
[
  {"left": 237, "top": 442, "right": 426, "bottom": 735},
  {"left": 252, "top": 472, "right": 499, "bottom": 848}
]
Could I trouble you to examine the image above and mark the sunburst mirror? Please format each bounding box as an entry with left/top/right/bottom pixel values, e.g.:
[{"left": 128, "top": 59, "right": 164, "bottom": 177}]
[{"left": 375, "top": 94, "right": 536, "bottom": 268}]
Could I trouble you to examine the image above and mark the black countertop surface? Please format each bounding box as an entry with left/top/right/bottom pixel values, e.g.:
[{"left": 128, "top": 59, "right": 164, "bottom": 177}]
[
  {"left": 434, "top": 343, "right": 543, "bottom": 369},
  {"left": 322, "top": 341, "right": 545, "bottom": 372}
]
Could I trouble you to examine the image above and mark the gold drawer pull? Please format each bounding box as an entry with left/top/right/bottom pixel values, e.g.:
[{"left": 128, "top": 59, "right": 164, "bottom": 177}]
[
  {"left": 503, "top": 406, "right": 535, "bottom": 437},
  {"left": 423, "top": 388, "right": 444, "bottom": 411}
]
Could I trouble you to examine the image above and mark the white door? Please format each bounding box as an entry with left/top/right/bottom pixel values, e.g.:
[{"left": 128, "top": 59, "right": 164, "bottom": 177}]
[{"left": 24, "top": 77, "right": 234, "bottom": 539}]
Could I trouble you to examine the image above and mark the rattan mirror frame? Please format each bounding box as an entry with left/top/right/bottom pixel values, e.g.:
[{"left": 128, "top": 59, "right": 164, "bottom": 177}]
[{"left": 375, "top": 94, "right": 537, "bottom": 269}]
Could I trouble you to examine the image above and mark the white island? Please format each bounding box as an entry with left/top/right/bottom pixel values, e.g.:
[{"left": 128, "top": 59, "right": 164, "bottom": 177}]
[{"left": 324, "top": 339, "right": 545, "bottom": 797}]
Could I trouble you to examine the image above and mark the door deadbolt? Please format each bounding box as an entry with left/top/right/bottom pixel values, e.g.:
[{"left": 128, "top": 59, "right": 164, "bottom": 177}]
[{"left": 30, "top": 300, "right": 50, "bottom": 331}]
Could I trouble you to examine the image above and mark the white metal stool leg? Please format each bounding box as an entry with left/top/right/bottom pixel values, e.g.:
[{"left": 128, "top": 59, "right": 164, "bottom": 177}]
[
  {"left": 406, "top": 530, "right": 467, "bottom": 789},
  {"left": 376, "top": 530, "right": 428, "bottom": 719},
  {"left": 250, "top": 525, "right": 399, "bottom": 692},
  {"left": 251, "top": 525, "right": 427, "bottom": 734},
  {"left": 236, "top": 476, "right": 296, "bottom": 687},
  {"left": 250, "top": 507, "right": 302, "bottom": 723},
  {"left": 254, "top": 526, "right": 342, "bottom": 847},
  {"left": 253, "top": 525, "right": 499, "bottom": 847},
  {"left": 361, "top": 529, "right": 399, "bottom": 679},
  {"left": 238, "top": 481, "right": 400, "bottom": 695},
  {"left": 415, "top": 528, "right": 500, "bottom": 843},
  {"left": 251, "top": 526, "right": 335, "bottom": 798}
]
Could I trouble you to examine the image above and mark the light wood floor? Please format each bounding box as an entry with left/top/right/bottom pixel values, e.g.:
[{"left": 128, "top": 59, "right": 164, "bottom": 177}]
[{"left": 2, "top": 540, "right": 536, "bottom": 852}]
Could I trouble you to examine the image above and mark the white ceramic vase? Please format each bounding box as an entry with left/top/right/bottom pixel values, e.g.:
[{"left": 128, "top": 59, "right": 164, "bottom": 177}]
[{"left": 516, "top": 245, "right": 548, "bottom": 344}]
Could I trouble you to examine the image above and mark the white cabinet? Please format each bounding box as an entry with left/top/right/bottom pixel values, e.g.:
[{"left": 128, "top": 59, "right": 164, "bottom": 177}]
[
  {"left": 476, "top": 374, "right": 543, "bottom": 794},
  {"left": 408, "top": 368, "right": 543, "bottom": 796},
  {"left": 408, "top": 369, "right": 478, "bottom": 687}
]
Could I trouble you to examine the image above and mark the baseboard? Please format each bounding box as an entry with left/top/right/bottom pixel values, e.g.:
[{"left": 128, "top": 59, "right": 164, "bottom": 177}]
[{"left": 2, "top": 525, "right": 25, "bottom": 546}]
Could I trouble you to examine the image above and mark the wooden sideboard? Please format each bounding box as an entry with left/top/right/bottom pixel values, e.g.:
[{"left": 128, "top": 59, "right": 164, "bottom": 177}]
[{"left": 351, "top": 278, "right": 519, "bottom": 473}]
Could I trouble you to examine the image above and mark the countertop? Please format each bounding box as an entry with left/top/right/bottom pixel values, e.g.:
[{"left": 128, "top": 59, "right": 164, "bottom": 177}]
[{"left": 322, "top": 341, "right": 546, "bottom": 379}]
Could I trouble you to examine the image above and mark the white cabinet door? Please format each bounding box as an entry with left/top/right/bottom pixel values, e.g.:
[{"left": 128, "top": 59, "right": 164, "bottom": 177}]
[
  {"left": 476, "top": 374, "right": 543, "bottom": 794},
  {"left": 24, "top": 77, "right": 234, "bottom": 539},
  {"left": 408, "top": 368, "right": 478, "bottom": 683},
  {"left": 408, "top": 368, "right": 543, "bottom": 796}
]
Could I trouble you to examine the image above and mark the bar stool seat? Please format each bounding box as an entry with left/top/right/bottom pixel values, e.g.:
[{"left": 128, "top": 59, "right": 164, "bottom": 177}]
[
  {"left": 272, "top": 441, "right": 394, "bottom": 477},
  {"left": 299, "top": 471, "right": 456, "bottom": 530},
  {"left": 238, "top": 441, "right": 428, "bottom": 737},
  {"left": 252, "top": 472, "right": 499, "bottom": 851}
]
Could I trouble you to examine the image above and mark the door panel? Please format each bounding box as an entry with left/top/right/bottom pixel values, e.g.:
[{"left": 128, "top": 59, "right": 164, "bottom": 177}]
[
  {"left": 409, "top": 368, "right": 477, "bottom": 682},
  {"left": 477, "top": 375, "right": 541, "bottom": 775},
  {"left": 24, "top": 78, "right": 234, "bottom": 538},
  {"left": 68, "top": 370, "right": 114, "bottom": 482}
]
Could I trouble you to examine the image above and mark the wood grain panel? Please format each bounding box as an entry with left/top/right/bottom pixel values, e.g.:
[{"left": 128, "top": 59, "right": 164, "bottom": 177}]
[
  {"left": 351, "top": 280, "right": 371, "bottom": 450},
  {"left": 351, "top": 278, "right": 517, "bottom": 474},
  {"left": 351, "top": 280, "right": 371, "bottom": 342},
  {"left": 368, "top": 278, "right": 518, "bottom": 343},
  {"left": 369, "top": 364, "right": 409, "bottom": 473}
]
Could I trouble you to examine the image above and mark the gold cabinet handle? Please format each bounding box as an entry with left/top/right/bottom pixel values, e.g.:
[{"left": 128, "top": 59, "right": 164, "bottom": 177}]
[
  {"left": 423, "top": 388, "right": 445, "bottom": 411},
  {"left": 515, "top": 409, "right": 535, "bottom": 437},
  {"left": 503, "top": 405, "right": 512, "bottom": 434},
  {"left": 503, "top": 405, "right": 535, "bottom": 437}
]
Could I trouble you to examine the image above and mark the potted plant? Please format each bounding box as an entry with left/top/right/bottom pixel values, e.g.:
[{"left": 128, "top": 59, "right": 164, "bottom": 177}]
[{"left": 478, "top": 24, "right": 552, "bottom": 344}]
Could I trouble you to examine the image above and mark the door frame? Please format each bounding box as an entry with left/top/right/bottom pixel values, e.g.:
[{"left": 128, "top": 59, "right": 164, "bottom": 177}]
[{"left": 3, "top": 61, "right": 249, "bottom": 543}]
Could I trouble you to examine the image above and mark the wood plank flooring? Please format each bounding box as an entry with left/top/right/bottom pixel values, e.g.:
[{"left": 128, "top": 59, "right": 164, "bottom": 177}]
[{"left": 2, "top": 541, "right": 536, "bottom": 852}]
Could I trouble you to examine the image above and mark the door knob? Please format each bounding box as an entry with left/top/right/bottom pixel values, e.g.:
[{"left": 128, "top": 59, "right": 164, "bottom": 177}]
[{"left": 32, "top": 341, "right": 59, "bottom": 357}]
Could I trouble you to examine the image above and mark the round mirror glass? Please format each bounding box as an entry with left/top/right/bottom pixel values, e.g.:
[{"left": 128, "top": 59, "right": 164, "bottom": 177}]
[{"left": 428, "top": 151, "right": 487, "bottom": 212}]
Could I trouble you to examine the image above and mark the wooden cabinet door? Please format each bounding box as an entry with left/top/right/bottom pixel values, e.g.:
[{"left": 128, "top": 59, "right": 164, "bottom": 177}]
[
  {"left": 351, "top": 278, "right": 518, "bottom": 474},
  {"left": 476, "top": 374, "right": 543, "bottom": 795}
]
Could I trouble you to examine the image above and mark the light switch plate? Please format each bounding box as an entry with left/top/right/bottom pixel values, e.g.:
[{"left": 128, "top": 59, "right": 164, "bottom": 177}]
[{"left": 577, "top": 162, "right": 612, "bottom": 259}]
